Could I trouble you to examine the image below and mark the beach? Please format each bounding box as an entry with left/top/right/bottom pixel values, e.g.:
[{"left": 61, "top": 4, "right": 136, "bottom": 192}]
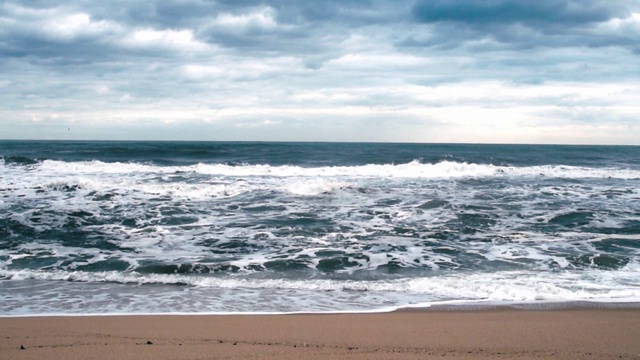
[{"left": 2, "top": 308, "right": 639, "bottom": 359}]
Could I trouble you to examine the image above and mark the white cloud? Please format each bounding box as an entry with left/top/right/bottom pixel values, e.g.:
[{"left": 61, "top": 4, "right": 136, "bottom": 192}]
[
  {"left": 95, "top": 85, "right": 111, "bottom": 94},
  {"left": 0, "top": 4, "right": 119, "bottom": 42},
  {"left": 182, "top": 56, "right": 306, "bottom": 80},
  {"left": 326, "top": 52, "right": 429, "bottom": 70},
  {"left": 120, "top": 28, "right": 209, "bottom": 52},
  {"left": 597, "top": 12, "right": 640, "bottom": 33},
  {"left": 183, "top": 64, "right": 225, "bottom": 79},
  {"left": 0, "top": 4, "right": 210, "bottom": 52},
  {"left": 212, "top": 7, "right": 279, "bottom": 32},
  {"left": 292, "top": 91, "right": 360, "bottom": 103}
]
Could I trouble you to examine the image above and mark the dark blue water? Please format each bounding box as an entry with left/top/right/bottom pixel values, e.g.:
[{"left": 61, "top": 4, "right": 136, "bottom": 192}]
[
  {"left": 1, "top": 141, "right": 640, "bottom": 314},
  {"left": 2, "top": 140, "right": 638, "bottom": 167}
]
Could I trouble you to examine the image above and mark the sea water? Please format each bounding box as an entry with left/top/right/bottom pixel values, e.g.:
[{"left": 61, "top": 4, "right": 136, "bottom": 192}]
[{"left": 1, "top": 141, "right": 639, "bottom": 315}]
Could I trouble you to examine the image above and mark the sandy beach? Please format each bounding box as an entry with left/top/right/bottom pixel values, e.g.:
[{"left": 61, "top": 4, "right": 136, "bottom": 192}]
[{"left": 1, "top": 308, "right": 639, "bottom": 359}]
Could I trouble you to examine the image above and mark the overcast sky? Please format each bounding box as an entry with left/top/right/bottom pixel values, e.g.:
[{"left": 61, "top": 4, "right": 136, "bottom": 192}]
[{"left": 1, "top": 0, "right": 639, "bottom": 144}]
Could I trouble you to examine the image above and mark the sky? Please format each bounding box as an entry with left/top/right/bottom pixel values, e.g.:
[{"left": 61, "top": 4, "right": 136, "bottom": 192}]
[{"left": 1, "top": 0, "right": 639, "bottom": 144}]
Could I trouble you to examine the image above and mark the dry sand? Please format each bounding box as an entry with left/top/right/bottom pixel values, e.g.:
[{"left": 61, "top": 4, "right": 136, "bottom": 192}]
[{"left": 1, "top": 309, "right": 639, "bottom": 359}]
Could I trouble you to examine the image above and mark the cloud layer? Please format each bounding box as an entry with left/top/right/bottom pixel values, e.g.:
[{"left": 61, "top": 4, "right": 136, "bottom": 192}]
[{"left": 1, "top": 0, "right": 639, "bottom": 144}]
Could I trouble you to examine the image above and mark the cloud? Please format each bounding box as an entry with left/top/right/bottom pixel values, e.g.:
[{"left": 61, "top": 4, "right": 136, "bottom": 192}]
[
  {"left": 213, "top": 7, "right": 278, "bottom": 31},
  {"left": 407, "top": 0, "right": 637, "bottom": 52},
  {"left": 195, "top": 6, "right": 304, "bottom": 51},
  {"left": 412, "top": 0, "right": 625, "bottom": 25},
  {"left": 182, "top": 56, "right": 306, "bottom": 81},
  {"left": 120, "top": 28, "right": 209, "bottom": 52},
  {"left": 1, "top": 0, "right": 640, "bottom": 144},
  {"left": 0, "top": 4, "right": 120, "bottom": 59}
]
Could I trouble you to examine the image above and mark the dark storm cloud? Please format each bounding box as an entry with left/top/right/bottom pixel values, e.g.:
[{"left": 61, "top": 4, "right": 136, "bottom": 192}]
[
  {"left": 407, "top": 0, "right": 635, "bottom": 51},
  {"left": 412, "top": 0, "right": 625, "bottom": 25}
]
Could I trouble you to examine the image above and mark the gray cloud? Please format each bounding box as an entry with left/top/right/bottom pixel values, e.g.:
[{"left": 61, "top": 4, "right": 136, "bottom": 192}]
[
  {"left": 405, "top": 0, "right": 638, "bottom": 53},
  {"left": 412, "top": 0, "right": 626, "bottom": 25},
  {"left": 1, "top": 0, "right": 639, "bottom": 144}
]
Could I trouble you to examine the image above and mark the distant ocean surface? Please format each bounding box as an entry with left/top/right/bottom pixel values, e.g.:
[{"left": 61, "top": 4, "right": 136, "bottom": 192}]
[{"left": 1, "top": 141, "right": 640, "bottom": 315}]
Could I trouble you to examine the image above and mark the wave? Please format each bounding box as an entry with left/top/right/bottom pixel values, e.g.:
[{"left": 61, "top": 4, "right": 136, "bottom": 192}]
[
  {"left": 10, "top": 159, "right": 640, "bottom": 180},
  {"left": 0, "top": 156, "right": 40, "bottom": 166},
  {"left": 2, "top": 266, "right": 639, "bottom": 303}
]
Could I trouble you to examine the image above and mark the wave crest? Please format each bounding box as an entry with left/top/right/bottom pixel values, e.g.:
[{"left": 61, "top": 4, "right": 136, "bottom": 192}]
[{"left": 29, "top": 159, "right": 640, "bottom": 180}]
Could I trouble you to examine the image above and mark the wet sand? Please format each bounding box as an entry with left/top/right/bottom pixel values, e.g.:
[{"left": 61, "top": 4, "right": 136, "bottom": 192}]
[{"left": 1, "top": 308, "right": 639, "bottom": 359}]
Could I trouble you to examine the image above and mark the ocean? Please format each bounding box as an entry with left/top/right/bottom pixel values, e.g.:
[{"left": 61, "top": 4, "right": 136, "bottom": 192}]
[{"left": 1, "top": 141, "right": 639, "bottom": 315}]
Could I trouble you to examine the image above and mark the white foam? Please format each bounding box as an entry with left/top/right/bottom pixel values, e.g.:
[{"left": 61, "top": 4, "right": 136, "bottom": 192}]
[
  {"left": 3, "top": 156, "right": 640, "bottom": 315},
  {"left": 2, "top": 266, "right": 640, "bottom": 315},
  {"left": 2, "top": 264, "right": 639, "bottom": 300},
  {"left": 19, "top": 159, "right": 640, "bottom": 180},
  {"left": 285, "top": 179, "right": 349, "bottom": 196}
]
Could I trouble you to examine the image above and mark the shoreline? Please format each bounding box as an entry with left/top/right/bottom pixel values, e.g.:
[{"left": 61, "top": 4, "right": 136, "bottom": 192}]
[
  {"left": 2, "top": 307, "right": 639, "bottom": 359},
  {"left": 3, "top": 299, "right": 640, "bottom": 318}
]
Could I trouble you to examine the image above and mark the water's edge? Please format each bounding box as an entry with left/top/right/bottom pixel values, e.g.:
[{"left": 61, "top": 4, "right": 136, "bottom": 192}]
[{"left": 3, "top": 300, "right": 640, "bottom": 318}]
